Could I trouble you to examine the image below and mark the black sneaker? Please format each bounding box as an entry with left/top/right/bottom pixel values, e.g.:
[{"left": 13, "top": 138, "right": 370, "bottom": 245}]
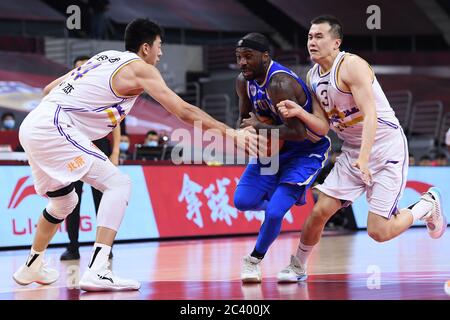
[{"left": 60, "top": 249, "right": 80, "bottom": 261}]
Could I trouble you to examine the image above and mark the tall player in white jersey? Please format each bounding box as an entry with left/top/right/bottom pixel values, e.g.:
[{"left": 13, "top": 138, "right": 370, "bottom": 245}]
[
  {"left": 276, "top": 15, "right": 447, "bottom": 282},
  {"left": 12, "top": 18, "right": 259, "bottom": 291}
]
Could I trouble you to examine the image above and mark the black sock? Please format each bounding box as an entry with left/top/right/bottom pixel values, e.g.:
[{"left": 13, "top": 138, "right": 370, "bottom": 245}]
[{"left": 251, "top": 248, "right": 265, "bottom": 260}]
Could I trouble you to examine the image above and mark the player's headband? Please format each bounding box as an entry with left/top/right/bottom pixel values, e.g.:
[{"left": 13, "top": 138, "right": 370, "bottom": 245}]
[{"left": 236, "top": 38, "right": 269, "bottom": 53}]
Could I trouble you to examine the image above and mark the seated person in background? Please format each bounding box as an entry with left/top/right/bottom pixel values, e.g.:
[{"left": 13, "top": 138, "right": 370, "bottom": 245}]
[
  {"left": 144, "top": 130, "right": 159, "bottom": 147},
  {"left": 419, "top": 155, "right": 433, "bottom": 166},
  {"left": 136, "top": 131, "right": 164, "bottom": 161},
  {"left": 409, "top": 153, "right": 415, "bottom": 166},
  {"left": 1, "top": 112, "right": 17, "bottom": 131},
  {"left": 119, "top": 134, "right": 132, "bottom": 162},
  {"left": 0, "top": 112, "right": 19, "bottom": 151},
  {"left": 435, "top": 152, "right": 448, "bottom": 166}
]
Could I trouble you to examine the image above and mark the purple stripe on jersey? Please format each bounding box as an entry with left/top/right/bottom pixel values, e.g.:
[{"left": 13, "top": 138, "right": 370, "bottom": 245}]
[
  {"left": 389, "top": 204, "right": 399, "bottom": 217},
  {"left": 377, "top": 118, "right": 399, "bottom": 129},
  {"left": 93, "top": 100, "right": 126, "bottom": 113},
  {"left": 388, "top": 128, "right": 408, "bottom": 219},
  {"left": 54, "top": 106, "right": 64, "bottom": 136},
  {"left": 62, "top": 107, "right": 90, "bottom": 113},
  {"left": 54, "top": 106, "right": 107, "bottom": 161},
  {"left": 92, "top": 105, "right": 111, "bottom": 112},
  {"left": 385, "top": 160, "right": 399, "bottom": 165}
]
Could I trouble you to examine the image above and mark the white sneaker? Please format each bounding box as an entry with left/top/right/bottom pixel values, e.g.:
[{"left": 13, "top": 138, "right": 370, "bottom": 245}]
[
  {"left": 79, "top": 262, "right": 141, "bottom": 292},
  {"left": 420, "top": 187, "right": 447, "bottom": 239},
  {"left": 13, "top": 261, "right": 59, "bottom": 285},
  {"left": 241, "top": 255, "right": 262, "bottom": 283},
  {"left": 277, "top": 255, "right": 307, "bottom": 283}
]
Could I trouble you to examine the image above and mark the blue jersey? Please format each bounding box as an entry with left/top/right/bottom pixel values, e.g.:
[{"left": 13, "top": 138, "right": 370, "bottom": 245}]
[{"left": 246, "top": 60, "right": 329, "bottom": 155}]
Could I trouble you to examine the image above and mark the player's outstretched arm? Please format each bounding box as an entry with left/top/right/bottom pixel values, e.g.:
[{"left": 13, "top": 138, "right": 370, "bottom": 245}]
[
  {"left": 133, "top": 62, "right": 228, "bottom": 131},
  {"left": 341, "top": 55, "right": 377, "bottom": 185},
  {"left": 129, "top": 61, "right": 261, "bottom": 155},
  {"left": 277, "top": 93, "right": 329, "bottom": 137},
  {"left": 342, "top": 55, "right": 377, "bottom": 161}
]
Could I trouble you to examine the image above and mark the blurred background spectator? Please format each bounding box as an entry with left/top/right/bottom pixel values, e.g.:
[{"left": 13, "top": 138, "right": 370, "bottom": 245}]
[
  {"left": 435, "top": 152, "right": 448, "bottom": 166},
  {"left": 144, "top": 130, "right": 160, "bottom": 147},
  {"left": 119, "top": 134, "right": 132, "bottom": 163},
  {"left": 419, "top": 155, "right": 433, "bottom": 166},
  {"left": 1, "top": 112, "right": 17, "bottom": 131},
  {"left": 409, "top": 153, "right": 415, "bottom": 166}
]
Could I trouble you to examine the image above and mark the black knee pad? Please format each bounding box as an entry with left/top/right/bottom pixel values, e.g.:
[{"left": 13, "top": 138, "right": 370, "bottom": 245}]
[
  {"left": 46, "top": 183, "right": 75, "bottom": 198},
  {"left": 43, "top": 183, "right": 78, "bottom": 224}
]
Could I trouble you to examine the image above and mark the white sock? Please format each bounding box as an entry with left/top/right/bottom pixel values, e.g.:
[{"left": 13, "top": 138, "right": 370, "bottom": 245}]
[
  {"left": 26, "top": 248, "right": 44, "bottom": 270},
  {"left": 295, "top": 242, "right": 315, "bottom": 267},
  {"left": 88, "top": 243, "right": 111, "bottom": 271},
  {"left": 406, "top": 196, "right": 433, "bottom": 222}
]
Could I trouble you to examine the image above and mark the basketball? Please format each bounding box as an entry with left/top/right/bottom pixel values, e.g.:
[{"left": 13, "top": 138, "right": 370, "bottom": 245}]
[{"left": 255, "top": 114, "right": 284, "bottom": 157}]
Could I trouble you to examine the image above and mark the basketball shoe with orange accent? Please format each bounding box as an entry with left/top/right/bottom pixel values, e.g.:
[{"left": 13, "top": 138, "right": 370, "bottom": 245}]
[
  {"left": 13, "top": 260, "right": 59, "bottom": 285},
  {"left": 420, "top": 187, "right": 447, "bottom": 239}
]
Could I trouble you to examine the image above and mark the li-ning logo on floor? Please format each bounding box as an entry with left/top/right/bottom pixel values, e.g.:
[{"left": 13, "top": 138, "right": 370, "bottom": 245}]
[{"left": 7, "top": 176, "right": 38, "bottom": 209}]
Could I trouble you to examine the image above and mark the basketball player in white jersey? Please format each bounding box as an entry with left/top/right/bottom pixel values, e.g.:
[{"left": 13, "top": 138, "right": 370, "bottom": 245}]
[
  {"left": 12, "top": 18, "right": 259, "bottom": 291},
  {"left": 275, "top": 15, "right": 447, "bottom": 282}
]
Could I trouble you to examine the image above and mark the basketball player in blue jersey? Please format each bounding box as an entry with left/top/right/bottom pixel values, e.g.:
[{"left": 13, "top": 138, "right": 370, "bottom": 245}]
[{"left": 234, "top": 33, "right": 331, "bottom": 282}]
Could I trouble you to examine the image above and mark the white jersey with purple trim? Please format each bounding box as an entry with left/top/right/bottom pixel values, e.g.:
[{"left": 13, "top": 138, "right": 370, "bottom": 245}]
[
  {"left": 42, "top": 50, "right": 141, "bottom": 141},
  {"left": 307, "top": 51, "right": 401, "bottom": 146},
  {"left": 308, "top": 51, "right": 409, "bottom": 218}
]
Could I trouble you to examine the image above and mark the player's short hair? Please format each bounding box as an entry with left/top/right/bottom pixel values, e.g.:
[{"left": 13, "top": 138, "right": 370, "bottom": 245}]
[
  {"left": 237, "top": 33, "right": 270, "bottom": 53},
  {"left": 125, "top": 18, "right": 164, "bottom": 53},
  {"left": 73, "top": 55, "right": 90, "bottom": 66},
  {"left": 311, "top": 15, "right": 343, "bottom": 40}
]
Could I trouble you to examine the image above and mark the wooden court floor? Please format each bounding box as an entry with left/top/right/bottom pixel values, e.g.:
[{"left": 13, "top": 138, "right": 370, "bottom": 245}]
[{"left": 0, "top": 228, "right": 449, "bottom": 300}]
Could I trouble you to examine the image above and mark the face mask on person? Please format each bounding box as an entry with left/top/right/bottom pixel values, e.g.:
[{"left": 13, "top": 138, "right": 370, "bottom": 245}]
[
  {"left": 120, "top": 142, "right": 129, "bottom": 152},
  {"left": 145, "top": 141, "right": 158, "bottom": 147},
  {"left": 3, "top": 119, "right": 15, "bottom": 129}
]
